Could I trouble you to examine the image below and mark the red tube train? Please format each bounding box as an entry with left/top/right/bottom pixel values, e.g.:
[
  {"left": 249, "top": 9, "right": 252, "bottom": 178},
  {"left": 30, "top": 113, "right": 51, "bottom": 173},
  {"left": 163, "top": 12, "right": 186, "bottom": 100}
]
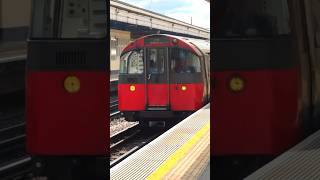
[
  {"left": 118, "top": 34, "right": 210, "bottom": 126},
  {"left": 26, "top": 1, "right": 107, "bottom": 156},
  {"left": 212, "top": 0, "right": 320, "bottom": 174}
]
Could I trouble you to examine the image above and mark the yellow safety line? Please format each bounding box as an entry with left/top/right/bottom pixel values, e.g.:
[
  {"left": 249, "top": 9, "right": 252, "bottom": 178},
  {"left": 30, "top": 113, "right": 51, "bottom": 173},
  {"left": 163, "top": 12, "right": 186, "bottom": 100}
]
[{"left": 146, "top": 121, "right": 210, "bottom": 180}]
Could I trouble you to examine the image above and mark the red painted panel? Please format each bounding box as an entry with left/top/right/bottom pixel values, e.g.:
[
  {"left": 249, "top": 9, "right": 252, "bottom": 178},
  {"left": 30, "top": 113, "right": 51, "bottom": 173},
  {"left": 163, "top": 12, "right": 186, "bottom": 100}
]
[
  {"left": 212, "top": 69, "right": 300, "bottom": 155},
  {"left": 170, "top": 83, "right": 204, "bottom": 111},
  {"left": 122, "top": 35, "right": 200, "bottom": 56},
  {"left": 147, "top": 84, "right": 168, "bottom": 106},
  {"left": 118, "top": 84, "right": 146, "bottom": 111},
  {"left": 26, "top": 71, "right": 108, "bottom": 155}
]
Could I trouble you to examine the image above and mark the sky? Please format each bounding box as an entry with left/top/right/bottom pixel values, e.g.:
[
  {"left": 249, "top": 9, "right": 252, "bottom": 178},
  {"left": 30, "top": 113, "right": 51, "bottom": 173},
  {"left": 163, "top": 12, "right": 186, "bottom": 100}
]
[{"left": 118, "top": 0, "right": 210, "bottom": 30}]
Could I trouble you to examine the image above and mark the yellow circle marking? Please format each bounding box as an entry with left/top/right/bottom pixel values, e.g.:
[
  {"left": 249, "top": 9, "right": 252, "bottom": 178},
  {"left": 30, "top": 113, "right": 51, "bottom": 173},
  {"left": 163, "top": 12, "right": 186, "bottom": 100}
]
[
  {"left": 230, "top": 77, "right": 244, "bottom": 92},
  {"left": 130, "top": 85, "right": 136, "bottom": 92},
  {"left": 64, "top": 76, "right": 80, "bottom": 93}
]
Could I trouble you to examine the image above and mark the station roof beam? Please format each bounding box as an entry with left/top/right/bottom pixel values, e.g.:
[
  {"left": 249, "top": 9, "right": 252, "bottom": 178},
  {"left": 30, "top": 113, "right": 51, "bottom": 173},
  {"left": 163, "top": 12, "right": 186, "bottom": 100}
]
[{"left": 110, "top": 0, "right": 210, "bottom": 39}]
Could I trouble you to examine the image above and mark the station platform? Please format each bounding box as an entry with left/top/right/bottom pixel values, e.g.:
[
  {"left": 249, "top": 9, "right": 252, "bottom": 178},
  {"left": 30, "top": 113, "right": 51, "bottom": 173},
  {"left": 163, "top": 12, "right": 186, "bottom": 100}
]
[
  {"left": 110, "top": 104, "right": 210, "bottom": 179},
  {"left": 246, "top": 129, "right": 320, "bottom": 179}
]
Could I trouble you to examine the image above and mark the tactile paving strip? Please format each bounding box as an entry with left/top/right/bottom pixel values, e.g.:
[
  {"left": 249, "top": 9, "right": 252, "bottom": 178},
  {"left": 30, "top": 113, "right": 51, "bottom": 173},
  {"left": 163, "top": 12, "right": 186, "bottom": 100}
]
[
  {"left": 110, "top": 104, "right": 210, "bottom": 180},
  {"left": 163, "top": 131, "right": 210, "bottom": 179},
  {"left": 245, "top": 129, "right": 320, "bottom": 179}
]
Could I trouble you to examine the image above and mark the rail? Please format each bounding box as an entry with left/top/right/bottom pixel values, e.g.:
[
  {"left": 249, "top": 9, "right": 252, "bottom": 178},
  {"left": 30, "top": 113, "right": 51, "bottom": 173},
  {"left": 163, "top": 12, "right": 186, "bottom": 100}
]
[
  {"left": 0, "top": 110, "right": 31, "bottom": 180},
  {"left": 110, "top": 80, "right": 121, "bottom": 119}
]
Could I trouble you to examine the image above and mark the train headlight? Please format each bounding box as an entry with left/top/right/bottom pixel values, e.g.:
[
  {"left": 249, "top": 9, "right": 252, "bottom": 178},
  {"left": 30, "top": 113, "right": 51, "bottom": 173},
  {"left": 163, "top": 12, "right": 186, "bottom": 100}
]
[
  {"left": 64, "top": 76, "right": 80, "bottom": 93},
  {"left": 130, "top": 85, "right": 136, "bottom": 92},
  {"left": 181, "top": 85, "right": 187, "bottom": 91},
  {"left": 229, "top": 76, "right": 245, "bottom": 92}
]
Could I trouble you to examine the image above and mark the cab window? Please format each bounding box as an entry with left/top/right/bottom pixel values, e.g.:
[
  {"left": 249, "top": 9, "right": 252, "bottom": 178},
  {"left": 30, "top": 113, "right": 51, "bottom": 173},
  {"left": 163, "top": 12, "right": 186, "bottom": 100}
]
[
  {"left": 120, "top": 49, "right": 144, "bottom": 74},
  {"left": 171, "top": 48, "right": 201, "bottom": 73}
]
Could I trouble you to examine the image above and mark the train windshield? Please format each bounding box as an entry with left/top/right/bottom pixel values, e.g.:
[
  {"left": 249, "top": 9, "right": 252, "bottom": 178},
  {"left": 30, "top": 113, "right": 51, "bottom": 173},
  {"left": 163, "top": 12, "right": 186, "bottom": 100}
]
[
  {"left": 171, "top": 48, "right": 201, "bottom": 73},
  {"left": 120, "top": 49, "right": 144, "bottom": 74},
  {"left": 214, "top": 0, "right": 290, "bottom": 38}
]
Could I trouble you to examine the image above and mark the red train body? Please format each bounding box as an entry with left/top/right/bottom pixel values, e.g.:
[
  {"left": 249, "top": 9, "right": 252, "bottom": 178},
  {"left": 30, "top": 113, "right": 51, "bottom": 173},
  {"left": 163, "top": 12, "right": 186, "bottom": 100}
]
[
  {"left": 26, "top": 40, "right": 108, "bottom": 155},
  {"left": 213, "top": 69, "right": 300, "bottom": 155},
  {"left": 118, "top": 34, "right": 210, "bottom": 124},
  {"left": 212, "top": 0, "right": 311, "bottom": 159}
]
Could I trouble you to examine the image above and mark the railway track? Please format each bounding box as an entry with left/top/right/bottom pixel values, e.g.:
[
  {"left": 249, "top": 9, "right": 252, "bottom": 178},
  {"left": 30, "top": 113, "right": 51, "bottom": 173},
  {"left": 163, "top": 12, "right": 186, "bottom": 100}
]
[
  {"left": 0, "top": 109, "right": 32, "bottom": 180},
  {"left": 110, "top": 98, "right": 121, "bottom": 119},
  {"left": 0, "top": 122, "right": 25, "bottom": 156},
  {"left": 0, "top": 50, "right": 31, "bottom": 178},
  {"left": 0, "top": 156, "right": 32, "bottom": 180},
  {"left": 110, "top": 123, "right": 140, "bottom": 150},
  {"left": 110, "top": 79, "right": 121, "bottom": 119},
  {"left": 110, "top": 122, "right": 171, "bottom": 167}
]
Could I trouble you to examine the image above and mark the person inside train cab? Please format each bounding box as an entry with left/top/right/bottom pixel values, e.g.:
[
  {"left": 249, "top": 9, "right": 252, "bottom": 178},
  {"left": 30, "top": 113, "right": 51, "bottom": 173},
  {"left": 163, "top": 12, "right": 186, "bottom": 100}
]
[
  {"left": 174, "top": 52, "right": 185, "bottom": 73},
  {"left": 149, "top": 50, "right": 158, "bottom": 73},
  {"left": 175, "top": 59, "right": 195, "bottom": 73},
  {"left": 173, "top": 49, "right": 194, "bottom": 73},
  {"left": 186, "top": 59, "right": 196, "bottom": 73}
]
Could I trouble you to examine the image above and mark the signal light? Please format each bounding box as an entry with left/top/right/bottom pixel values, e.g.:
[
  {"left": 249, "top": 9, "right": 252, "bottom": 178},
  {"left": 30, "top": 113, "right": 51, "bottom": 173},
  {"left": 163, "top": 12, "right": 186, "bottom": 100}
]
[{"left": 181, "top": 85, "right": 187, "bottom": 91}]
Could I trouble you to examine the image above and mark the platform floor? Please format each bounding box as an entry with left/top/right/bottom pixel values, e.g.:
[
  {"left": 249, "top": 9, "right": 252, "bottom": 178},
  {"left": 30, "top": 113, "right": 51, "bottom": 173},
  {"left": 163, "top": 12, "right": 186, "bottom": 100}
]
[
  {"left": 110, "top": 104, "right": 210, "bottom": 180},
  {"left": 199, "top": 162, "right": 210, "bottom": 180},
  {"left": 246, "top": 129, "right": 320, "bottom": 179}
]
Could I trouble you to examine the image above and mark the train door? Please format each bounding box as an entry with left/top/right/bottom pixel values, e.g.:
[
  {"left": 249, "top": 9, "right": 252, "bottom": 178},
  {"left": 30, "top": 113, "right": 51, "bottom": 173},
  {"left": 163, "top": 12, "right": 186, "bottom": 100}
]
[{"left": 145, "top": 48, "right": 169, "bottom": 109}]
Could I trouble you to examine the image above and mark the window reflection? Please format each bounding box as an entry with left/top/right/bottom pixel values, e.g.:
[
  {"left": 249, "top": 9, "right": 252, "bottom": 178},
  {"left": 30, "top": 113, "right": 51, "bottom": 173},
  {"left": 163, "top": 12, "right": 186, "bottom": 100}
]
[
  {"left": 148, "top": 48, "right": 165, "bottom": 74},
  {"left": 171, "top": 48, "right": 201, "bottom": 73},
  {"left": 214, "top": 0, "right": 290, "bottom": 38},
  {"left": 120, "top": 49, "right": 144, "bottom": 74}
]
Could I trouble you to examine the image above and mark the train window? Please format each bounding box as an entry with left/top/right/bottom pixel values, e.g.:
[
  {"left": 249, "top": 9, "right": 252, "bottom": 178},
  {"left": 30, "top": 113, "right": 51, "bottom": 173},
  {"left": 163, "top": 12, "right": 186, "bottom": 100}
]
[
  {"left": 147, "top": 48, "right": 165, "bottom": 74},
  {"left": 30, "top": 0, "right": 56, "bottom": 38},
  {"left": 205, "top": 54, "right": 210, "bottom": 76},
  {"left": 214, "top": 0, "right": 290, "bottom": 38},
  {"left": 110, "top": 37, "right": 118, "bottom": 61},
  {"left": 120, "top": 52, "right": 129, "bottom": 74},
  {"left": 171, "top": 48, "right": 201, "bottom": 73},
  {"left": 30, "top": 0, "right": 106, "bottom": 39},
  {"left": 120, "top": 49, "right": 144, "bottom": 74}
]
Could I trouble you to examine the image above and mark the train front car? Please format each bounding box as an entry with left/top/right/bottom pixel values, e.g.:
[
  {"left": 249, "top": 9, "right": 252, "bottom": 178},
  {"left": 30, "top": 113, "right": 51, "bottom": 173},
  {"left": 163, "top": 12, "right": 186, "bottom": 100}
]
[
  {"left": 118, "top": 34, "right": 210, "bottom": 127},
  {"left": 212, "top": 0, "right": 302, "bottom": 174},
  {"left": 26, "top": 0, "right": 107, "bottom": 178}
]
